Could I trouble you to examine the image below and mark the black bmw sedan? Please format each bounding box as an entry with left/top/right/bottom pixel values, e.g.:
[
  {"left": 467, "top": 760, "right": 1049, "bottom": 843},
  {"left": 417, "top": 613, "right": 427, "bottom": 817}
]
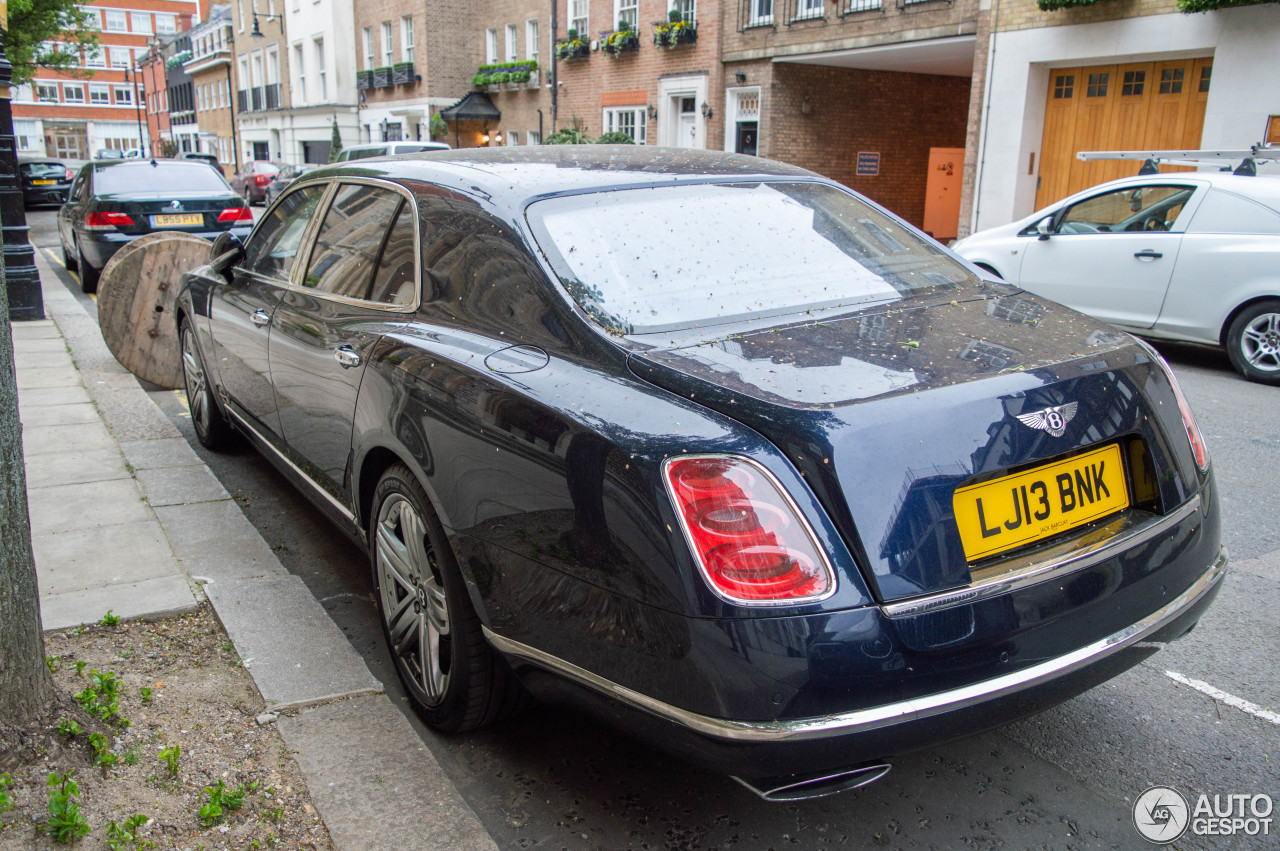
[
  {"left": 176, "top": 148, "right": 1225, "bottom": 800},
  {"left": 58, "top": 159, "right": 254, "bottom": 293}
]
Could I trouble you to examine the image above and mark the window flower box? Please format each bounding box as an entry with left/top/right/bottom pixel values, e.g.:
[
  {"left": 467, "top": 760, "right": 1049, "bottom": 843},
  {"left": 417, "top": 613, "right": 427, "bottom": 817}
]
[
  {"left": 653, "top": 19, "right": 697, "bottom": 48},
  {"left": 356, "top": 70, "right": 373, "bottom": 90},
  {"left": 392, "top": 62, "right": 415, "bottom": 84},
  {"left": 472, "top": 61, "right": 538, "bottom": 88},
  {"left": 556, "top": 38, "right": 589, "bottom": 61},
  {"left": 602, "top": 28, "right": 640, "bottom": 57},
  {"left": 372, "top": 67, "right": 391, "bottom": 87}
]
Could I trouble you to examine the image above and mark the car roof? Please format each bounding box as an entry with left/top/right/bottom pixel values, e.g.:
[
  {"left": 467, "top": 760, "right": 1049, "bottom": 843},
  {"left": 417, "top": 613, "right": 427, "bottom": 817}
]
[{"left": 308, "top": 146, "right": 818, "bottom": 217}]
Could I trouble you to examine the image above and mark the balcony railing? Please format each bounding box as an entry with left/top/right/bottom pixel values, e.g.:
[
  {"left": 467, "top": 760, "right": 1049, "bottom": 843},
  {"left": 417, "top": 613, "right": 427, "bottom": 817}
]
[
  {"left": 264, "top": 83, "right": 279, "bottom": 109},
  {"left": 787, "top": 0, "right": 826, "bottom": 21},
  {"left": 372, "top": 67, "right": 391, "bottom": 87},
  {"left": 236, "top": 86, "right": 279, "bottom": 112},
  {"left": 356, "top": 70, "right": 372, "bottom": 90},
  {"left": 250, "top": 87, "right": 263, "bottom": 111},
  {"left": 236, "top": 89, "right": 248, "bottom": 112}
]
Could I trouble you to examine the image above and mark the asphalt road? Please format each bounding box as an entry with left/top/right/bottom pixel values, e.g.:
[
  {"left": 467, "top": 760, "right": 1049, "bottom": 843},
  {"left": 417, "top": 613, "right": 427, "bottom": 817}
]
[{"left": 24, "top": 208, "right": 1280, "bottom": 849}]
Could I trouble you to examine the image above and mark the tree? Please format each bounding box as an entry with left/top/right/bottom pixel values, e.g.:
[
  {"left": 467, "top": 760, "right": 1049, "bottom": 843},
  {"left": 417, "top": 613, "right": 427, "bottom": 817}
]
[
  {"left": 3, "top": 0, "right": 101, "bottom": 87},
  {"left": 327, "top": 118, "right": 343, "bottom": 163},
  {"left": 0, "top": 245, "right": 58, "bottom": 767}
]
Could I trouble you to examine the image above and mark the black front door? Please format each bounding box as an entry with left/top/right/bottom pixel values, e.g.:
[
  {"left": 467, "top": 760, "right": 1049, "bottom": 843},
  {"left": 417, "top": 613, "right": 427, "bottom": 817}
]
[
  {"left": 252, "top": 141, "right": 269, "bottom": 161},
  {"left": 736, "top": 122, "right": 758, "bottom": 157}
]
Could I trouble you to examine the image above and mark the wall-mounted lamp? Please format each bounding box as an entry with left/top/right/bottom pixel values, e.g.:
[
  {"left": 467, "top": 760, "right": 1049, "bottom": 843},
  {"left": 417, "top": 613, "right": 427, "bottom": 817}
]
[
  {"left": 647, "top": 104, "right": 656, "bottom": 119},
  {"left": 250, "top": 11, "right": 279, "bottom": 37},
  {"left": 481, "top": 132, "right": 490, "bottom": 143},
  {"left": 494, "top": 132, "right": 503, "bottom": 144},
  {"left": 700, "top": 101, "right": 712, "bottom": 119},
  {"left": 800, "top": 97, "right": 812, "bottom": 115},
  {"left": 735, "top": 71, "right": 747, "bottom": 84}
]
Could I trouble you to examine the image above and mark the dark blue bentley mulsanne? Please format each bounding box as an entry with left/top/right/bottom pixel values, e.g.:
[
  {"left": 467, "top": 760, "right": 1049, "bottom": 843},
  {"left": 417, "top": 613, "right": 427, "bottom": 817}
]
[{"left": 176, "top": 148, "right": 1224, "bottom": 801}]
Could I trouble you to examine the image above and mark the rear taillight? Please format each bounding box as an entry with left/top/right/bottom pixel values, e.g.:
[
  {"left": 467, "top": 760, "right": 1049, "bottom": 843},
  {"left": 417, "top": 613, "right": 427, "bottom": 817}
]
[
  {"left": 217, "top": 207, "right": 253, "bottom": 223},
  {"left": 255, "top": 174, "right": 272, "bottom": 186},
  {"left": 1142, "top": 342, "right": 1209, "bottom": 472},
  {"left": 84, "top": 211, "right": 135, "bottom": 230},
  {"left": 664, "top": 455, "right": 835, "bottom": 604},
  {"left": 64, "top": 168, "right": 74, "bottom": 180}
]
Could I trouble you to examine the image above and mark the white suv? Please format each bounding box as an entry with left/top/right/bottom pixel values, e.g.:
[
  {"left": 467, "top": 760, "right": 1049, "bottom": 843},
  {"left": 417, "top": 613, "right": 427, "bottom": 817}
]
[{"left": 334, "top": 141, "right": 451, "bottom": 162}]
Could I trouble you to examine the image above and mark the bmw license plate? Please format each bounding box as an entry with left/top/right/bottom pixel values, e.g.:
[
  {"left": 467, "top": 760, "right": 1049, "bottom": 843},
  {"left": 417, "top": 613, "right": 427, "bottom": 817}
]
[
  {"left": 953, "top": 444, "right": 1129, "bottom": 562},
  {"left": 32, "top": 179, "right": 56, "bottom": 185},
  {"left": 151, "top": 213, "right": 204, "bottom": 227}
]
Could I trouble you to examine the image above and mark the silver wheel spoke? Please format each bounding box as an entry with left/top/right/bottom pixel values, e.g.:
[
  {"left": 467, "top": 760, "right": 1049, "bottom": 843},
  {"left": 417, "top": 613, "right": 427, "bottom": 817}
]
[
  {"left": 376, "top": 520, "right": 416, "bottom": 588},
  {"left": 421, "top": 615, "right": 446, "bottom": 700},
  {"left": 424, "top": 582, "right": 449, "bottom": 636},
  {"left": 1242, "top": 313, "right": 1280, "bottom": 372}
]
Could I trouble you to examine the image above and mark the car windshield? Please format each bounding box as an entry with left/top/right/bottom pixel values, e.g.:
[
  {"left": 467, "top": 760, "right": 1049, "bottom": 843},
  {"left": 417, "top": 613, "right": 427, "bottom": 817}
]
[
  {"left": 96, "top": 163, "right": 232, "bottom": 194},
  {"left": 344, "top": 148, "right": 382, "bottom": 160},
  {"left": 22, "top": 163, "right": 64, "bottom": 178},
  {"left": 528, "top": 181, "right": 979, "bottom": 335}
]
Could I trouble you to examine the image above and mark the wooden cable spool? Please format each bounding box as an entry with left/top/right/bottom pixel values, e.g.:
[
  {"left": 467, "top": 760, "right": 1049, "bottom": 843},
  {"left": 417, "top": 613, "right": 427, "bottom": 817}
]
[{"left": 97, "top": 233, "right": 213, "bottom": 390}]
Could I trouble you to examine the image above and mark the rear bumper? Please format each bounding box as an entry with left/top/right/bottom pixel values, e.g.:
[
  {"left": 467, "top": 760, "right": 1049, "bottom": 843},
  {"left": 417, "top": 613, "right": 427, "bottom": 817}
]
[
  {"left": 80, "top": 226, "right": 252, "bottom": 270},
  {"left": 491, "top": 545, "right": 1225, "bottom": 776}
]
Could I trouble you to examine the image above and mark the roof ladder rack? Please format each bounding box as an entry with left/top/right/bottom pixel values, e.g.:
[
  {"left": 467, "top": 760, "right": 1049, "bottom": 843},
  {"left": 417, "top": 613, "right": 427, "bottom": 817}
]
[{"left": 1075, "top": 143, "right": 1277, "bottom": 176}]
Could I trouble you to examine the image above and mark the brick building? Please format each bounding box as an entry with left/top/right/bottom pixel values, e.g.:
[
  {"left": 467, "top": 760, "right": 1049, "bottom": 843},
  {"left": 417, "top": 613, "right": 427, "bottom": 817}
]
[
  {"left": 139, "top": 38, "right": 174, "bottom": 156},
  {"left": 184, "top": 5, "right": 238, "bottom": 172},
  {"left": 12, "top": 0, "right": 197, "bottom": 160},
  {"left": 469, "top": 0, "right": 553, "bottom": 147}
]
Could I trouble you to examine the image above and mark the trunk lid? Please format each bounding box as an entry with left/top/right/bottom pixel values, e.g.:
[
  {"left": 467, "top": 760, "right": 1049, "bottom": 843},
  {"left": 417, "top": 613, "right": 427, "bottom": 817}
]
[
  {"left": 627, "top": 290, "right": 1202, "bottom": 603},
  {"left": 87, "top": 191, "right": 245, "bottom": 235}
]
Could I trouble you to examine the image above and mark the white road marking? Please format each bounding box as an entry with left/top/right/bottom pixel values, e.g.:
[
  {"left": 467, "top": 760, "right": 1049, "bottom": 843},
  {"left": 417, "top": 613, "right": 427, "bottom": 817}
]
[{"left": 1165, "top": 670, "right": 1280, "bottom": 726}]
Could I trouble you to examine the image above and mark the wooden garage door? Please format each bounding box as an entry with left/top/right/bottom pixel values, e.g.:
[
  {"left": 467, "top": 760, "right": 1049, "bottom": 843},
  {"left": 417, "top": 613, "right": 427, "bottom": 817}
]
[{"left": 1036, "top": 58, "right": 1211, "bottom": 209}]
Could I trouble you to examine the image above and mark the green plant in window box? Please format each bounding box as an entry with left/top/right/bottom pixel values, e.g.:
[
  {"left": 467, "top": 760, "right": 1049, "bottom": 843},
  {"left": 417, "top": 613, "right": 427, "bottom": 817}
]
[
  {"left": 556, "top": 29, "right": 589, "bottom": 61},
  {"left": 654, "top": 8, "right": 697, "bottom": 48},
  {"left": 602, "top": 21, "right": 640, "bottom": 58}
]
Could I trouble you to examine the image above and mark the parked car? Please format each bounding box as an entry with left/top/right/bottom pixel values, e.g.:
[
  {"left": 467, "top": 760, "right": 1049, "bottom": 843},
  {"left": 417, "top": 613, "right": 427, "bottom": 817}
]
[
  {"left": 264, "top": 163, "right": 320, "bottom": 206},
  {"left": 94, "top": 149, "right": 125, "bottom": 160},
  {"left": 178, "top": 152, "right": 222, "bottom": 168},
  {"left": 176, "top": 148, "right": 1223, "bottom": 800},
  {"left": 953, "top": 172, "right": 1280, "bottom": 384},
  {"left": 18, "top": 158, "right": 74, "bottom": 208},
  {"left": 333, "top": 141, "right": 451, "bottom": 161},
  {"left": 229, "top": 160, "right": 281, "bottom": 204},
  {"left": 58, "top": 159, "right": 253, "bottom": 293}
]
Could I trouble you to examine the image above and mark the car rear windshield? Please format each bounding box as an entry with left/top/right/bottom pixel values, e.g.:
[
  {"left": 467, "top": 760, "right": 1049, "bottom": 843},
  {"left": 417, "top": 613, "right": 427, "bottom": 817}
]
[
  {"left": 96, "top": 163, "right": 232, "bottom": 194},
  {"left": 22, "top": 163, "right": 64, "bottom": 178},
  {"left": 527, "top": 181, "right": 979, "bottom": 335}
]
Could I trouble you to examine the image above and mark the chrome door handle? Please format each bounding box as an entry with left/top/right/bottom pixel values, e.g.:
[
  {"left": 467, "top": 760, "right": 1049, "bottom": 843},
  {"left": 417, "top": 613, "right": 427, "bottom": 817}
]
[
  {"left": 250, "top": 309, "right": 271, "bottom": 327},
  {"left": 1133, "top": 250, "right": 1163, "bottom": 260},
  {"left": 333, "top": 346, "right": 361, "bottom": 369}
]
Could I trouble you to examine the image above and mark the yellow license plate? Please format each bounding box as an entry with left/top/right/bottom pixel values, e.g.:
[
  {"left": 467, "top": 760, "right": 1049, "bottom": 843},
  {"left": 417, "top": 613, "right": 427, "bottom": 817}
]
[
  {"left": 953, "top": 444, "right": 1129, "bottom": 562},
  {"left": 151, "top": 213, "right": 204, "bottom": 227},
  {"left": 32, "top": 179, "right": 56, "bottom": 185}
]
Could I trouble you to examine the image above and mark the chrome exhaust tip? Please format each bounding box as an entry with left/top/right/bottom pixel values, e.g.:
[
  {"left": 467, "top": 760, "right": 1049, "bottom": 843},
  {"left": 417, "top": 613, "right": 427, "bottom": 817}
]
[{"left": 731, "top": 763, "right": 892, "bottom": 802}]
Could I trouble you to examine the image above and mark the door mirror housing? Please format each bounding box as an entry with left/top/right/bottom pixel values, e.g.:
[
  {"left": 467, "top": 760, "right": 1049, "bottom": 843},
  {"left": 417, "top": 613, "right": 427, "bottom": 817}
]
[
  {"left": 209, "top": 231, "right": 244, "bottom": 274},
  {"left": 1035, "top": 216, "right": 1054, "bottom": 241}
]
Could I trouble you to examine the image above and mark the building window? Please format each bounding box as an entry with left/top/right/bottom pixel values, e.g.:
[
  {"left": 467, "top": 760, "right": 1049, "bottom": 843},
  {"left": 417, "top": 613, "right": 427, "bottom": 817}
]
[
  {"left": 528, "top": 130, "right": 541, "bottom": 145},
  {"left": 525, "top": 19, "right": 539, "bottom": 61},
  {"left": 63, "top": 84, "right": 85, "bottom": 103},
  {"left": 130, "top": 12, "right": 151, "bottom": 33},
  {"left": 315, "top": 38, "right": 326, "bottom": 101},
  {"left": 747, "top": 0, "right": 773, "bottom": 26},
  {"left": 602, "top": 106, "right": 646, "bottom": 143},
  {"left": 36, "top": 83, "right": 58, "bottom": 102},
  {"left": 506, "top": 131, "right": 519, "bottom": 146},
  {"left": 485, "top": 28, "right": 497, "bottom": 64},
  {"left": 505, "top": 23, "right": 517, "bottom": 61},
  {"left": 85, "top": 45, "right": 105, "bottom": 67},
  {"left": 156, "top": 14, "right": 176, "bottom": 34},
  {"left": 1199, "top": 65, "right": 1212, "bottom": 93},
  {"left": 1159, "top": 67, "right": 1184, "bottom": 95},
  {"left": 1086, "top": 73, "right": 1108, "bottom": 98},
  {"left": 401, "top": 16, "right": 414, "bottom": 64},
  {"left": 381, "top": 21, "right": 393, "bottom": 67},
  {"left": 104, "top": 9, "right": 127, "bottom": 31},
  {"left": 89, "top": 84, "right": 110, "bottom": 104},
  {"left": 794, "top": 0, "right": 823, "bottom": 19},
  {"left": 670, "top": 0, "right": 696, "bottom": 22},
  {"left": 362, "top": 27, "right": 374, "bottom": 70},
  {"left": 293, "top": 44, "right": 306, "bottom": 104},
  {"left": 1122, "top": 70, "right": 1145, "bottom": 96},
  {"left": 1053, "top": 74, "right": 1074, "bottom": 99},
  {"left": 569, "top": 0, "right": 588, "bottom": 36},
  {"left": 615, "top": 0, "right": 637, "bottom": 30}
]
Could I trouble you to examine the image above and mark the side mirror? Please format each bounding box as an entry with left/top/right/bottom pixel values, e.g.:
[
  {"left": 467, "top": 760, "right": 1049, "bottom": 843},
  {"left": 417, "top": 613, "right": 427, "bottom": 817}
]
[
  {"left": 209, "top": 231, "right": 244, "bottom": 274},
  {"left": 1035, "top": 216, "right": 1054, "bottom": 241}
]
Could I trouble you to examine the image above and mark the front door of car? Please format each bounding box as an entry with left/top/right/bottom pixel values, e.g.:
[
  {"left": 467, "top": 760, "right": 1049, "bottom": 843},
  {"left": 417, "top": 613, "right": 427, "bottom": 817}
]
[
  {"left": 1018, "top": 183, "right": 1199, "bottom": 330},
  {"left": 269, "top": 182, "right": 417, "bottom": 505},
  {"left": 207, "top": 183, "right": 327, "bottom": 439}
]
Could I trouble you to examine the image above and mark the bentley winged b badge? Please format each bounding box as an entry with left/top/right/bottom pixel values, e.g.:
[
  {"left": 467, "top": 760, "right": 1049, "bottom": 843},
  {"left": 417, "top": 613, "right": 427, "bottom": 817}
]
[{"left": 1016, "top": 401, "right": 1078, "bottom": 437}]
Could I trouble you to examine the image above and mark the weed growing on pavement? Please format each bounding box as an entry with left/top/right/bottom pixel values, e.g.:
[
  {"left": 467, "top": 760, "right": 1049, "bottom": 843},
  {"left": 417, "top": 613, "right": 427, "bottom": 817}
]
[
  {"left": 74, "top": 660, "right": 87, "bottom": 676},
  {"left": 123, "top": 744, "right": 141, "bottom": 765},
  {"left": 55, "top": 717, "right": 82, "bottom": 738},
  {"left": 0, "top": 773, "right": 14, "bottom": 829},
  {"left": 158, "top": 744, "right": 180, "bottom": 777},
  {"left": 101, "top": 610, "right": 121, "bottom": 628},
  {"left": 71, "top": 624, "right": 86, "bottom": 637},
  {"left": 46, "top": 655, "right": 60, "bottom": 673},
  {"left": 104, "top": 813, "right": 150, "bottom": 849},
  {"left": 46, "top": 769, "right": 91, "bottom": 843},
  {"left": 139, "top": 686, "right": 153, "bottom": 705},
  {"left": 198, "top": 779, "right": 246, "bottom": 826},
  {"left": 75, "top": 669, "right": 125, "bottom": 724},
  {"left": 88, "top": 732, "right": 119, "bottom": 771}
]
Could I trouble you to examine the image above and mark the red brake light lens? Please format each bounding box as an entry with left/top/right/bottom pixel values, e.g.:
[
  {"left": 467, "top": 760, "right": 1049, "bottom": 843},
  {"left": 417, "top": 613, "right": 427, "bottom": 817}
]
[
  {"left": 1143, "top": 342, "right": 1209, "bottom": 472},
  {"left": 217, "top": 206, "right": 253, "bottom": 223},
  {"left": 64, "top": 168, "right": 74, "bottom": 180},
  {"left": 84, "top": 211, "right": 135, "bottom": 230},
  {"left": 255, "top": 174, "right": 272, "bottom": 185},
  {"left": 664, "top": 456, "right": 835, "bottom": 604}
]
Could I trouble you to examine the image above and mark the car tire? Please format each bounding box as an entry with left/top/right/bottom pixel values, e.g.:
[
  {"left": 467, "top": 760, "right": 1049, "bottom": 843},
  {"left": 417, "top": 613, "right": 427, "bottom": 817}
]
[
  {"left": 77, "top": 242, "right": 99, "bottom": 294},
  {"left": 62, "top": 239, "right": 78, "bottom": 273},
  {"left": 180, "top": 322, "right": 235, "bottom": 449},
  {"left": 370, "top": 463, "right": 529, "bottom": 733},
  {"left": 1225, "top": 300, "right": 1280, "bottom": 385}
]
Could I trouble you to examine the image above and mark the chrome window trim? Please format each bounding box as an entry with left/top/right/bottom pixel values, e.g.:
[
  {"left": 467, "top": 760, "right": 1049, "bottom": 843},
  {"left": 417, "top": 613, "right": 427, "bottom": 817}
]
[
  {"left": 882, "top": 495, "right": 1202, "bottom": 619},
  {"left": 238, "top": 181, "right": 329, "bottom": 284},
  {"left": 284, "top": 177, "right": 422, "bottom": 314},
  {"left": 482, "top": 547, "right": 1226, "bottom": 744}
]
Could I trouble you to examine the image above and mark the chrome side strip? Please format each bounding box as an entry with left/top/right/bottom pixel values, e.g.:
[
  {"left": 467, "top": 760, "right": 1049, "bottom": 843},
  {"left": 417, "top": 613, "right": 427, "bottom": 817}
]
[
  {"left": 882, "top": 496, "right": 1203, "bottom": 619},
  {"left": 225, "top": 407, "right": 357, "bottom": 524},
  {"left": 482, "top": 548, "right": 1226, "bottom": 744}
]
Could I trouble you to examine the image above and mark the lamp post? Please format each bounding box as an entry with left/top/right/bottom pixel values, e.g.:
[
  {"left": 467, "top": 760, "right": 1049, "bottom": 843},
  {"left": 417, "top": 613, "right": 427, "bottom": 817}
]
[
  {"left": 124, "top": 67, "right": 146, "bottom": 157},
  {"left": 0, "top": 2, "right": 44, "bottom": 319}
]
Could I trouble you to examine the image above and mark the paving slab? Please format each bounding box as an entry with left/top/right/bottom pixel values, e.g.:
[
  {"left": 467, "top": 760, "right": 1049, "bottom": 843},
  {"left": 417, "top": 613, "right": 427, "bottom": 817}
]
[
  {"left": 27, "top": 477, "right": 151, "bottom": 536},
  {"left": 204, "top": 574, "right": 382, "bottom": 712},
  {"left": 92, "top": 389, "right": 183, "bottom": 441},
  {"left": 40, "top": 574, "right": 197, "bottom": 632},
  {"left": 16, "top": 365, "right": 82, "bottom": 389},
  {"left": 118, "top": 437, "right": 205, "bottom": 471},
  {"left": 11, "top": 336, "right": 68, "bottom": 353},
  {"left": 33, "top": 521, "right": 180, "bottom": 595},
  {"left": 24, "top": 448, "right": 130, "bottom": 489},
  {"left": 15, "top": 348, "right": 73, "bottom": 370},
  {"left": 16, "top": 385, "right": 92, "bottom": 409},
  {"left": 10, "top": 320, "right": 59, "bottom": 339},
  {"left": 152, "top": 500, "right": 291, "bottom": 583},
  {"left": 134, "top": 464, "right": 230, "bottom": 506},
  {"left": 19, "top": 401, "right": 101, "bottom": 427},
  {"left": 22, "top": 421, "right": 119, "bottom": 456},
  {"left": 277, "top": 695, "right": 498, "bottom": 851}
]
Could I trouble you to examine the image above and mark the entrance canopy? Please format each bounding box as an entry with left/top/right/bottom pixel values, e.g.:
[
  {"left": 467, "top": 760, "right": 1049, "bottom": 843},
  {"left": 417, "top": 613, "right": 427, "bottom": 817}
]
[
  {"left": 440, "top": 92, "right": 502, "bottom": 123},
  {"left": 773, "top": 35, "right": 976, "bottom": 77}
]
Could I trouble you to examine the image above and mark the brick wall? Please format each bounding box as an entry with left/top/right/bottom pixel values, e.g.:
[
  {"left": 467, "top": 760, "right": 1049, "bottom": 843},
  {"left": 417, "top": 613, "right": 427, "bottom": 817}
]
[
  {"left": 761, "top": 62, "right": 971, "bottom": 227},
  {"left": 995, "top": 0, "right": 1179, "bottom": 32},
  {"left": 472, "top": 0, "right": 554, "bottom": 145}
]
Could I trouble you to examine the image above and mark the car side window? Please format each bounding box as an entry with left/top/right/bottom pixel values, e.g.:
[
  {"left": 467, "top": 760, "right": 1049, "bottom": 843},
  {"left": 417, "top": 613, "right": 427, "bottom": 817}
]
[
  {"left": 301, "top": 184, "right": 403, "bottom": 300},
  {"left": 369, "top": 204, "right": 417, "bottom": 306},
  {"left": 242, "top": 184, "right": 326, "bottom": 280},
  {"left": 1057, "top": 185, "right": 1194, "bottom": 235}
]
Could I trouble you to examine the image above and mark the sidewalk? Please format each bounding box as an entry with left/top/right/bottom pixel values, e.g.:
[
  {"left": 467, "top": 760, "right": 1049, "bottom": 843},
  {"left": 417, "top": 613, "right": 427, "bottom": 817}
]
[{"left": 14, "top": 249, "right": 499, "bottom": 851}]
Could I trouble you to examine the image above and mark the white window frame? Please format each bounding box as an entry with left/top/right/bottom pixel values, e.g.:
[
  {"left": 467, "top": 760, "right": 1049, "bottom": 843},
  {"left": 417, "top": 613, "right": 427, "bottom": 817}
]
[
  {"left": 110, "top": 47, "right": 130, "bottom": 69},
  {"left": 130, "top": 11, "right": 151, "bottom": 33},
  {"left": 527, "top": 130, "right": 541, "bottom": 146},
  {"left": 795, "top": 0, "right": 823, "bottom": 18},
  {"left": 155, "top": 13, "right": 176, "bottom": 34},
  {"left": 362, "top": 27, "right": 374, "bottom": 70},
  {"left": 485, "top": 28, "right": 497, "bottom": 64},
  {"left": 506, "top": 131, "right": 519, "bottom": 146},
  {"left": 614, "top": 0, "right": 638, "bottom": 30},
  {"left": 525, "top": 19, "right": 539, "bottom": 62},
  {"left": 103, "top": 9, "right": 127, "bottom": 32},
  {"left": 748, "top": 0, "right": 774, "bottom": 25},
  {"left": 568, "top": 0, "right": 588, "bottom": 36},
  {"left": 293, "top": 43, "right": 306, "bottom": 105},
  {"left": 62, "top": 83, "right": 86, "bottom": 103},
  {"left": 89, "top": 83, "right": 110, "bottom": 104},
  {"left": 669, "top": 0, "right": 696, "bottom": 22},
  {"left": 36, "top": 83, "right": 59, "bottom": 103},
  {"left": 401, "top": 16, "right": 414, "bottom": 64},
  {"left": 381, "top": 21, "right": 393, "bottom": 67},
  {"left": 505, "top": 23, "right": 517, "bottom": 62},
  {"left": 315, "top": 37, "right": 326, "bottom": 101},
  {"left": 84, "top": 45, "right": 105, "bottom": 67},
  {"left": 602, "top": 106, "right": 647, "bottom": 144}
]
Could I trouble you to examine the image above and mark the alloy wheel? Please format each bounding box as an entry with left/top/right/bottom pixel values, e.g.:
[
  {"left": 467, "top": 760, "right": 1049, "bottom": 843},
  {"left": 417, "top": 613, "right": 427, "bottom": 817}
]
[
  {"left": 1240, "top": 312, "right": 1280, "bottom": 373},
  {"left": 181, "top": 326, "right": 212, "bottom": 435}
]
